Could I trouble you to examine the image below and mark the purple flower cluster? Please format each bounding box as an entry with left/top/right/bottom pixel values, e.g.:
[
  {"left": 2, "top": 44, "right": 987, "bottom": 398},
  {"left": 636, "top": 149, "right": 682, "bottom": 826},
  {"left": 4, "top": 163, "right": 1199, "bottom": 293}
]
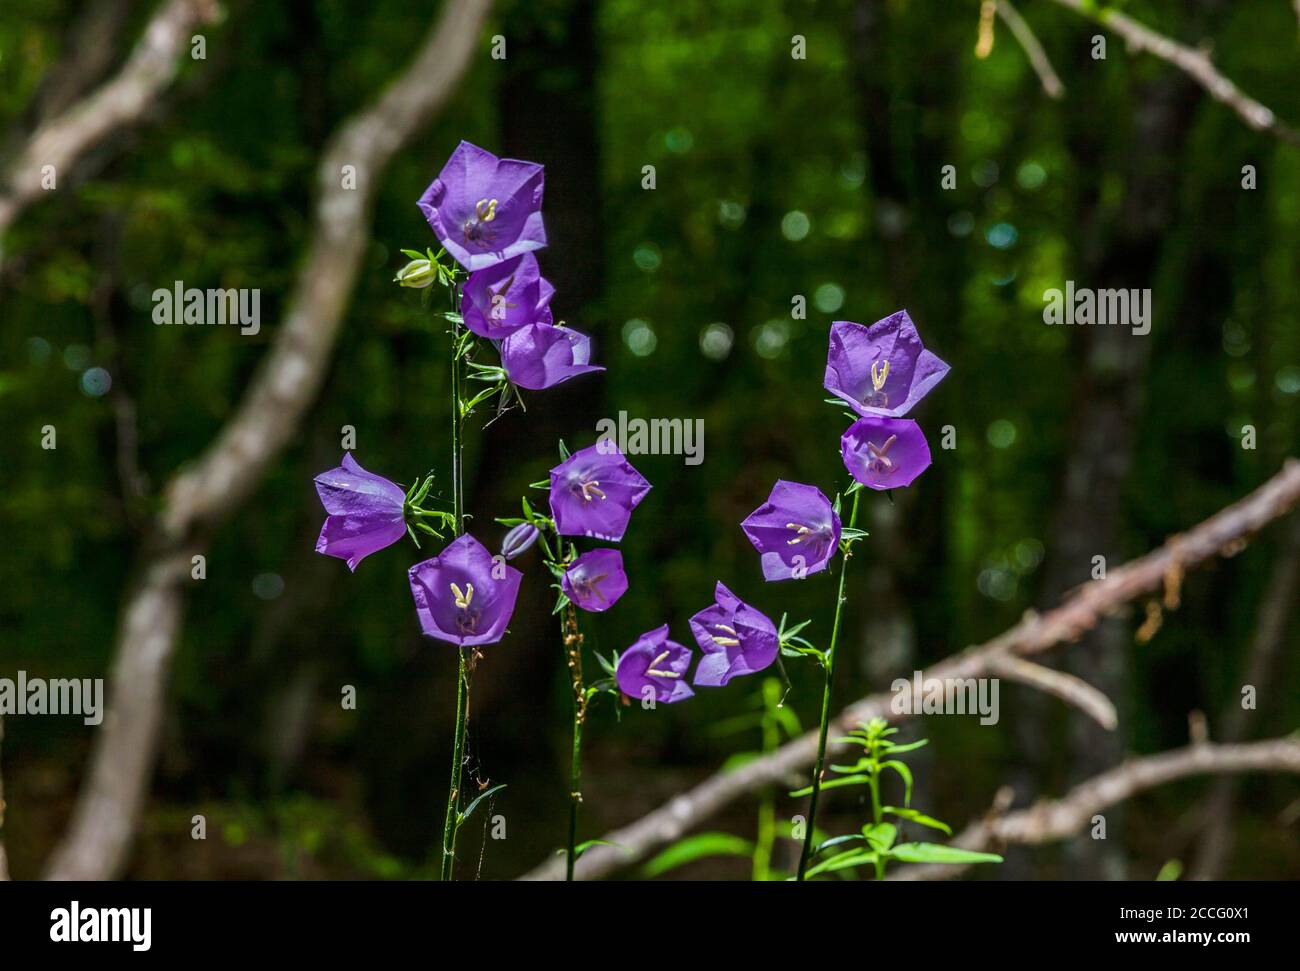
[
  {"left": 420, "top": 140, "right": 604, "bottom": 391},
  {"left": 825, "top": 310, "right": 946, "bottom": 492},
  {"left": 737, "top": 311, "right": 946, "bottom": 584}
]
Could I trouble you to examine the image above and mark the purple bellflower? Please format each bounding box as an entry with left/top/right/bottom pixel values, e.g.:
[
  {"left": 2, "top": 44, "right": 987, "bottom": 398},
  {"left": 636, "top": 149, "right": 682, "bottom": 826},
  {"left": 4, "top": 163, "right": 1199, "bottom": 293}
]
[
  {"left": 501, "top": 323, "right": 603, "bottom": 390},
  {"left": 549, "top": 444, "right": 651, "bottom": 541},
  {"left": 461, "top": 253, "right": 555, "bottom": 340},
  {"left": 418, "top": 141, "right": 547, "bottom": 272},
  {"left": 841, "top": 415, "right": 932, "bottom": 490},
  {"left": 690, "top": 583, "right": 779, "bottom": 687},
  {"left": 314, "top": 453, "right": 407, "bottom": 571},
  {"left": 615, "top": 625, "right": 694, "bottom": 705},
  {"left": 824, "top": 311, "right": 949, "bottom": 418},
  {"left": 409, "top": 533, "right": 523, "bottom": 647},
  {"left": 562, "top": 548, "right": 629, "bottom": 613},
  {"left": 500, "top": 522, "right": 541, "bottom": 560},
  {"left": 741, "top": 480, "right": 841, "bottom": 581}
]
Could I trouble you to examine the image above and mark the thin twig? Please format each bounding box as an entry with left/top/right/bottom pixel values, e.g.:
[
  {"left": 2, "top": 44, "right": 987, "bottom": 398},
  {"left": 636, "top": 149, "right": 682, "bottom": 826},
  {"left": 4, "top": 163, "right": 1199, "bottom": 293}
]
[
  {"left": 521, "top": 459, "right": 1300, "bottom": 879},
  {"left": 890, "top": 736, "right": 1300, "bottom": 880},
  {"left": 997, "top": 1, "right": 1065, "bottom": 99},
  {"left": 988, "top": 655, "right": 1115, "bottom": 730},
  {"left": 1048, "top": 0, "right": 1300, "bottom": 144}
]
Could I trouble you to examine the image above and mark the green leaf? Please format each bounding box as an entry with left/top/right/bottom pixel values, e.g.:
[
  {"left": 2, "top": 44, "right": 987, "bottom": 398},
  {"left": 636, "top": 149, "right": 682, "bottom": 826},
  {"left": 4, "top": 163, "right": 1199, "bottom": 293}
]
[
  {"left": 400, "top": 248, "right": 425, "bottom": 260},
  {"left": 889, "top": 842, "right": 1003, "bottom": 866},
  {"left": 880, "top": 760, "right": 913, "bottom": 806},
  {"left": 804, "top": 848, "right": 878, "bottom": 879},
  {"left": 574, "top": 839, "right": 626, "bottom": 859},
  {"left": 813, "top": 834, "right": 864, "bottom": 856},
  {"left": 595, "top": 650, "right": 617, "bottom": 677},
  {"left": 772, "top": 706, "right": 802, "bottom": 738},
  {"left": 779, "top": 617, "right": 812, "bottom": 640},
  {"left": 552, "top": 593, "right": 571, "bottom": 615},
  {"left": 840, "top": 527, "right": 869, "bottom": 542},
  {"left": 719, "top": 751, "right": 761, "bottom": 772},
  {"left": 882, "top": 807, "right": 952, "bottom": 836},
  {"left": 879, "top": 738, "right": 929, "bottom": 755},
  {"left": 861, "top": 822, "right": 897, "bottom": 853},
  {"left": 1155, "top": 859, "right": 1183, "bottom": 882},
  {"left": 457, "top": 784, "right": 507, "bottom": 826},
  {"left": 642, "top": 833, "right": 754, "bottom": 877},
  {"left": 529, "top": 479, "right": 550, "bottom": 490},
  {"left": 558, "top": 439, "right": 570, "bottom": 460},
  {"left": 788, "top": 774, "right": 871, "bottom": 798},
  {"left": 829, "top": 757, "right": 873, "bottom": 774},
  {"left": 496, "top": 516, "right": 527, "bottom": 527}
]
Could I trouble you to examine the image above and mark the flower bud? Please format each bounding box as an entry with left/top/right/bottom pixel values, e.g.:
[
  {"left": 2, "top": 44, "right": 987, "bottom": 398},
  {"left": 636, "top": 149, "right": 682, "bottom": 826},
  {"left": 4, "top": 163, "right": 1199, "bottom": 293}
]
[
  {"left": 395, "top": 258, "right": 437, "bottom": 289},
  {"left": 501, "top": 522, "right": 540, "bottom": 560}
]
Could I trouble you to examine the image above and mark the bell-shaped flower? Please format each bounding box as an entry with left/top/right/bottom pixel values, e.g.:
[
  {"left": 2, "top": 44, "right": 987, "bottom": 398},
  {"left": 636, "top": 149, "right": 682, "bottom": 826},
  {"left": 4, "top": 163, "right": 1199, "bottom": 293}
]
[
  {"left": 690, "top": 583, "right": 778, "bottom": 687},
  {"left": 408, "top": 533, "right": 523, "bottom": 647},
  {"left": 824, "top": 311, "right": 949, "bottom": 418},
  {"left": 615, "top": 625, "right": 694, "bottom": 705},
  {"left": 500, "top": 522, "right": 541, "bottom": 560},
  {"left": 501, "top": 323, "right": 603, "bottom": 390},
  {"left": 461, "top": 253, "right": 554, "bottom": 340},
  {"left": 548, "top": 443, "right": 651, "bottom": 541},
  {"left": 314, "top": 453, "right": 407, "bottom": 571},
  {"left": 418, "top": 140, "right": 547, "bottom": 272},
  {"left": 841, "top": 415, "right": 932, "bottom": 490},
  {"left": 741, "top": 480, "right": 841, "bottom": 581},
  {"left": 562, "top": 548, "right": 628, "bottom": 613}
]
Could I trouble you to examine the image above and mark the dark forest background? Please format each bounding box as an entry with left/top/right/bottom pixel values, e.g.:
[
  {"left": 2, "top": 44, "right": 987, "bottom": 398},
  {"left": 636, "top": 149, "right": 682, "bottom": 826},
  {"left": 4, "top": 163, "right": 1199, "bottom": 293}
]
[{"left": 2, "top": 0, "right": 1298, "bottom": 880}]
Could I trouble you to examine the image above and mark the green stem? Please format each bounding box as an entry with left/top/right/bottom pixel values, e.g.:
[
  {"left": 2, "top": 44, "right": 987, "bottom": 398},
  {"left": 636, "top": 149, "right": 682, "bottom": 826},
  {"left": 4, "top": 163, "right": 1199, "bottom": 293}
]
[
  {"left": 562, "top": 601, "right": 585, "bottom": 881},
  {"left": 440, "top": 646, "right": 468, "bottom": 880},
  {"left": 795, "top": 489, "right": 861, "bottom": 881},
  {"left": 868, "top": 753, "right": 885, "bottom": 880},
  {"left": 440, "top": 281, "right": 469, "bottom": 880},
  {"left": 752, "top": 686, "right": 779, "bottom": 881}
]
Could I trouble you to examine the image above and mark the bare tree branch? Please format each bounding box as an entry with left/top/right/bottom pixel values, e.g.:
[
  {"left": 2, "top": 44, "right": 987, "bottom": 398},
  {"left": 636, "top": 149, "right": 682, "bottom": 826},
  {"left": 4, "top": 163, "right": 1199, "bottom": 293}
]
[
  {"left": 996, "top": 0, "right": 1064, "bottom": 99},
  {"left": 988, "top": 655, "right": 1115, "bottom": 730},
  {"left": 522, "top": 459, "right": 1300, "bottom": 879},
  {"left": 0, "top": 0, "right": 222, "bottom": 244},
  {"left": 1191, "top": 511, "right": 1300, "bottom": 878},
  {"left": 1047, "top": 0, "right": 1300, "bottom": 144},
  {"left": 1, "top": 0, "right": 136, "bottom": 149},
  {"left": 43, "top": 0, "right": 493, "bottom": 881},
  {"left": 891, "top": 737, "right": 1300, "bottom": 881}
]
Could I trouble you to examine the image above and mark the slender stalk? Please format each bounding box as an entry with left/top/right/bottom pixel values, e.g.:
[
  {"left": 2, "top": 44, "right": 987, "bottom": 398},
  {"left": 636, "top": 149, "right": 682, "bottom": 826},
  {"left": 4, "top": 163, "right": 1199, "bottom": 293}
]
[
  {"left": 796, "top": 489, "right": 861, "bottom": 881},
  {"left": 440, "top": 647, "right": 468, "bottom": 880},
  {"left": 867, "top": 750, "right": 885, "bottom": 880},
  {"left": 751, "top": 682, "right": 779, "bottom": 881},
  {"left": 562, "top": 601, "right": 586, "bottom": 880},
  {"left": 440, "top": 281, "right": 469, "bottom": 880}
]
